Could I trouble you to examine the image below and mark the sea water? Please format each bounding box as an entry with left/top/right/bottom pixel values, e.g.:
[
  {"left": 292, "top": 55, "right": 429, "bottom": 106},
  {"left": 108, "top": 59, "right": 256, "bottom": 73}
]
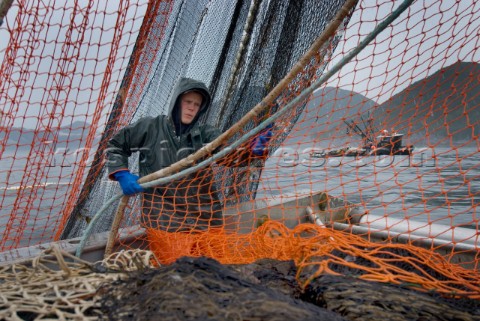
[
  {"left": 0, "top": 145, "right": 478, "bottom": 247},
  {"left": 259, "top": 145, "right": 479, "bottom": 227},
  {"left": 0, "top": 148, "right": 77, "bottom": 248}
]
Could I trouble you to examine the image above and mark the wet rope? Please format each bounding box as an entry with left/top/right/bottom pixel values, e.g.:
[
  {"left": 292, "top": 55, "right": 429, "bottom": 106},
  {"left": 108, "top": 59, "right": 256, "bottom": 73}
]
[{"left": 0, "top": 245, "right": 158, "bottom": 320}]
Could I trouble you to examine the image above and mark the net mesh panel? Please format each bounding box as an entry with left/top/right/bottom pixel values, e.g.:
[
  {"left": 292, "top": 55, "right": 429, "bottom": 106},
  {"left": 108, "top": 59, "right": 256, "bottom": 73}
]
[
  {"left": 1, "top": 0, "right": 480, "bottom": 299},
  {"left": 57, "top": 0, "right": 349, "bottom": 238}
]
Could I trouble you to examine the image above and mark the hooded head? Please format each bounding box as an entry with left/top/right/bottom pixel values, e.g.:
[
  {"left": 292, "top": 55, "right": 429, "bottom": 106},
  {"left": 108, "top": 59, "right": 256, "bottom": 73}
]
[{"left": 169, "top": 78, "right": 211, "bottom": 136}]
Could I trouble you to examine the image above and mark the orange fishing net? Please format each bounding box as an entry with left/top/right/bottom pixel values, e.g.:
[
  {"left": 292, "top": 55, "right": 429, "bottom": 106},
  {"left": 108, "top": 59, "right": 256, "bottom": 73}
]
[
  {"left": 143, "top": 219, "right": 480, "bottom": 299},
  {"left": 0, "top": 0, "right": 479, "bottom": 304}
]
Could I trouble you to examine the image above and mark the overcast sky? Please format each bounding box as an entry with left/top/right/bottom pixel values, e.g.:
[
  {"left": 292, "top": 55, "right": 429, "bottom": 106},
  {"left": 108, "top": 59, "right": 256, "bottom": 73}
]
[
  {"left": 324, "top": 0, "right": 480, "bottom": 103},
  {"left": 0, "top": 1, "right": 148, "bottom": 129},
  {"left": 0, "top": 0, "right": 478, "bottom": 129}
]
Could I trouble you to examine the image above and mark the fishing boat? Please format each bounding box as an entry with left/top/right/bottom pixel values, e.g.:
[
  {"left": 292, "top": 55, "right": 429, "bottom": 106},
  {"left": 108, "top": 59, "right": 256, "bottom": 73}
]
[
  {"left": 369, "top": 133, "right": 414, "bottom": 155},
  {"left": 310, "top": 132, "right": 414, "bottom": 158},
  {"left": 0, "top": 190, "right": 475, "bottom": 271},
  {"left": 1, "top": 190, "right": 477, "bottom": 320}
]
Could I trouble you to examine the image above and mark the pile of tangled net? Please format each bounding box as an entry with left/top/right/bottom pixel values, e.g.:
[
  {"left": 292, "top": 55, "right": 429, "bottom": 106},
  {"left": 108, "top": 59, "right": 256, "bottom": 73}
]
[
  {"left": 1, "top": 222, "right": 479, "bottom": 320},
  {"left": 145, "top": 221, "right": 480, "bottom": 298}
]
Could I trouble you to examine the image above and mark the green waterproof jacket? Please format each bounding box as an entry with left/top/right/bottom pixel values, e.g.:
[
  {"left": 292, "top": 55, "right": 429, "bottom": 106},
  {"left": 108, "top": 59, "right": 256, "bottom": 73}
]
[{"left": 106, "top": 78, "right": 223, "bottom": 232}]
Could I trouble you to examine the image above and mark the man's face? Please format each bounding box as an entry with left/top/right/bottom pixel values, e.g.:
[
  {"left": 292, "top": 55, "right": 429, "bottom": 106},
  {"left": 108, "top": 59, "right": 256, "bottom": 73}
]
[{"left": 180, "top": 91, "right": 203, "bottom": 124}]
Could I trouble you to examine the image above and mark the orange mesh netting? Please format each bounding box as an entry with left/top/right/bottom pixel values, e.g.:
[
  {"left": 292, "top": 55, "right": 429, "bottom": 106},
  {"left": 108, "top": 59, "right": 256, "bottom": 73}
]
[
  {"left": 146, "top": 221, "right": 480, "bottom": 298},
  {"left": 0, "top": 0, "right": 479, "bottom": 301}
]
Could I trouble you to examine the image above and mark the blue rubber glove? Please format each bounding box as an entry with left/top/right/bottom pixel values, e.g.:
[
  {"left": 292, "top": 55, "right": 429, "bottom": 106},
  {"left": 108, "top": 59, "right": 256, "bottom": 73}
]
[
  {"left": 113, "top": 170, "right": 144, "bottom": 196},
  {"left": 251, "top": 124, "right": 273, "bottom": 156}
]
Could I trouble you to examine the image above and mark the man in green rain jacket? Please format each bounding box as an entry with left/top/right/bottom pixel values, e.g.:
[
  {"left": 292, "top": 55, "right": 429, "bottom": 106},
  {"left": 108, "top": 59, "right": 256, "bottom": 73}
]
[{"left": 106, "top": 77, "right": 272, "bottom": 233}]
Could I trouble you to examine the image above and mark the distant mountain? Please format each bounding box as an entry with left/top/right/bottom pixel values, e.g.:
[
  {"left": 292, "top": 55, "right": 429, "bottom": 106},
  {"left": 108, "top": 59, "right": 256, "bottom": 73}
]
[
  {"left": 4, "top": 61, "right": 478, "bottom": 152},
  {"left": 283, "top": 61, "right": 480, "bottom": 148},
  {"left": 374, "top": 61, "right": 480, "bottom": 147},
  {"left": 283, "top": 87, "right": 377, "bottom": 147}
]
